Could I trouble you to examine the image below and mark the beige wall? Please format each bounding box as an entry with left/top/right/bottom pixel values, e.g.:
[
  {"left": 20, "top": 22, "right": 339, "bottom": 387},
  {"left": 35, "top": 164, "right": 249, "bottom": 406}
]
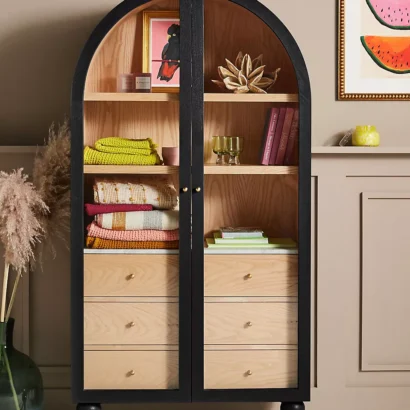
[{"left": 0, "top": 0, "right": 409, "bottom": 146}]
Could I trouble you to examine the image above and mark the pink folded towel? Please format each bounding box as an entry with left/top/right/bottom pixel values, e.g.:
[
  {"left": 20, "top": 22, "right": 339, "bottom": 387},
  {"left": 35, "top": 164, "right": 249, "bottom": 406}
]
[
  {"left": 85, "top": 203, "right": 153, "bottom": 216},
  {"left": 87, "top": 221, "right": 179, "bottom": 242}
]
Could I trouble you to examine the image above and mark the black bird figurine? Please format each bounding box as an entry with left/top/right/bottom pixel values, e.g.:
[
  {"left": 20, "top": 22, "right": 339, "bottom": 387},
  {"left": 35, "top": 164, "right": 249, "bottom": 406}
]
[{"left": 157, "top": 24, "right": 180, "bottom": 82}]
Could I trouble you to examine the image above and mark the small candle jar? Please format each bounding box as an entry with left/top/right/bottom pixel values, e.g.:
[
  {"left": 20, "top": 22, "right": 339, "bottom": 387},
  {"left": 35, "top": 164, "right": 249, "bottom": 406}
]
[
  {"left": 352, "top": 125, "right": 380, "bottom": 147},
  {"left": 135, "top": 73, "right": 152, "bottom": 93},
  {"left": 117, "top": 73, "right": 135, "bottom": 93}
]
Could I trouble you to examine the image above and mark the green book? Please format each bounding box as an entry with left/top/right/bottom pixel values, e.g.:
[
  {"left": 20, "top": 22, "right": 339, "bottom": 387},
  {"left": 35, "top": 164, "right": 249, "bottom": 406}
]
[
  {"left": 206, "top": 238, "right": 297, "bottom": 248},
  {"left": 213, "top": 231, "right": 269, "bottom": 244}
]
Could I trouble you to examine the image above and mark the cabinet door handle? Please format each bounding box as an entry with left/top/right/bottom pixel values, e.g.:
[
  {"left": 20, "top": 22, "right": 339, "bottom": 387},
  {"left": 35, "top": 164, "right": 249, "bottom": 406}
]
[
  {"left": 245, "top": 370, "right": 253, "bottom": 376},
  {"left": 127, "top": 370, "right": 135, "bottom": 377},
  {"left": 244, "top": 273, "right": 252, "bottom": 280},
  {"left": 127, "top": 321, "right": 136, "bottom": 328},
  {"left": 127, "top": 274, "right": 135, "bottom": 280},
  {"left": 182, "top": 187, "right": 188, "bottom": 193},
  {"left": 246, "top": 321, "right": 253, "bottom": 327},
  {"left": 195, "top": 187, "right": 201, "bottom": 192}
]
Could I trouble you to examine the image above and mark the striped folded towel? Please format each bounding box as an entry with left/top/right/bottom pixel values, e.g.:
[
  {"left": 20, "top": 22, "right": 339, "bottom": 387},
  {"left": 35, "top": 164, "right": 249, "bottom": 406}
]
[
  {"left": 84, "top": 146, "right": 161, "bottom": 165},
  {"left": 86, "top": 236, "right": 179, "bottom": 249},
  {"left": 93, "top": 181, "right": 178, "bottom": 210},
  {"left": 95, "top": 210, "right": 179, "bottom": 231},
  {"left": 85, "top": 203, "right": 153, "bottom": 216},
  {"left": 87, "top": 222, "right": 179, "bottom": 241},
  {"left": 95, "top": 137, "right": 158, "bottom": 156}
]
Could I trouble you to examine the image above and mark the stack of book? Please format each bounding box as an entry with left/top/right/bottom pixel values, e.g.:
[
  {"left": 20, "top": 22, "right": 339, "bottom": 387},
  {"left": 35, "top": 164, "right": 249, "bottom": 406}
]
[
  {"left": 259, "top": 107, "right": 299, "bottom": 166},
  {"left": 205, "top": 227, "right": 297, "bottom": 251}
]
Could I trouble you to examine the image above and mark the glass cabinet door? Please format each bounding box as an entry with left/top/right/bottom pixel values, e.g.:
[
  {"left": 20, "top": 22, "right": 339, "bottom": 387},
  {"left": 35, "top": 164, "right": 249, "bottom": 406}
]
[
  {"left": 71, "top": 0, "right": 192, "bottom": 402},
  {"left": 192, "top": 0, "right": 309, "bottom": 402}
]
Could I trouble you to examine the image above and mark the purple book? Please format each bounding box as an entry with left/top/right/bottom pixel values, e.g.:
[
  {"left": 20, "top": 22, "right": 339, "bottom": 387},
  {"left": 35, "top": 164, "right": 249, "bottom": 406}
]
[
  {"left": 268, "top": 107, "right": 287, "bottom": 165},
  {"left": 259, "top": 108, "right": 279, "bottom": 165},
  {"left": 275, "top": 108, "right": 295, "bottom": 165},
  {"left": 284, "top": 109, "right": 299, "bottom": 165}
]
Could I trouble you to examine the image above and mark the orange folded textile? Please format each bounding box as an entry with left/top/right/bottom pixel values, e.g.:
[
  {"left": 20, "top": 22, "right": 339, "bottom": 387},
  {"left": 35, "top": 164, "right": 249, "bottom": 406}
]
[{"left": 86, "top": 236, "right": 179, "bottom": 249}]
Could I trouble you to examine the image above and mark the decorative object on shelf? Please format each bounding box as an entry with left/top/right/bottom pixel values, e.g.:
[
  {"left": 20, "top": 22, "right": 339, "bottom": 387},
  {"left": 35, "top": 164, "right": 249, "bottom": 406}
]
[
  {"left": 212, "top": 136, "right": 228, "bottom": 165},
  {"left": 134, "top": 73, "right": 152, "bottom": 92},
  {"left": 143, "top": 11, "right": 180, "bottom": 93},
  {"left": 0, "top": 319, "right": 43, "bottom": 410},
  {"left": 338, "top": 129, "right": 354, "bottom": 146},
  {"left": 33, "top": 119, "right": 71, "bottom": 256},
  {"left": 212, "top": 52, "right": 280, "bottom": 94},
  {"left": 117, "top": 73, "right": 135, "bottom": 93},
  {"left": 162, "top": 147, "right": 179, "bottom": 165},
  {"left": 352, "top": 125, "right": 380, "bottom": 146},
  {"left": 338, "top": 0, "right": 410, "bottom": 100},
  {"left": 227, "top": 136, "right": 244, "bottom": 165},
  {"left": 0, "top": 169, "right": 48, "bottom": 410},
  {"left": 84, "top": 137, "right": 161, "bottom": 165}
]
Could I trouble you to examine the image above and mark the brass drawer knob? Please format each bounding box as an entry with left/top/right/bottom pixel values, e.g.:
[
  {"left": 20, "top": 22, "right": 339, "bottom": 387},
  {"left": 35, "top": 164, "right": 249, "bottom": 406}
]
[
  {"left": 195, "top": 187, "right": 201, "bottom": 192},
  {"left": 182, "top": 187, "right": 188, "bottom": 192},
  {"left": 246, "top": 321, "right": 253, "bottom": 327},
  {"left": 244, "top": 273, "right": 252, "bottom": 280},
  {"left": 127, "top": 274, "right": 135, "bottom": 280},
  {"left": 128, "top": 370, "right": 135, "bottom": 377},
  {"left": 127, "top": 321, "right": 135, "bottom": 328},
  {"left": 245, "top": 370, "right": 253, "bottom": 376}
]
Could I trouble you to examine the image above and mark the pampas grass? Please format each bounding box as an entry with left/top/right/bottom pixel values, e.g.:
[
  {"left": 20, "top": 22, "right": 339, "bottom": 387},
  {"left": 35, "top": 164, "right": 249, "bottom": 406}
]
[
  {"left": 0, "top": 169, "right": 48, "bottom": 321},
  {"left": 33, "top": 119, "right": 71, "bottom": 256}
]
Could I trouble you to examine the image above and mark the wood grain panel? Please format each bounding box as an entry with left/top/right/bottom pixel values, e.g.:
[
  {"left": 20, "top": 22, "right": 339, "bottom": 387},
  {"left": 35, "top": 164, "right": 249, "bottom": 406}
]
[
  {"left": 84, "top": 351, "right": 178, "bottom": 389},
  {"left": 361, "top": 192, "right": 410, "bottom": 371},
  {"left": 84, "top": 254, "right": 178, "bottom": 297},
  {"left": 84, "top": 302, "right": 178, "bottom": 345},
  {"left": 204, "top": 0, "right": 297, "bottom": 94},
  {"left": 83, "top": 101, "right": 179, "bottom": 151},
  {"left": 204, "top": 350, "right": 297, "bottom": 389},
  {"left": 204, "top": 174, "right": 298, "bottom": 238},
  {"left": 85, "top": 0, "right": 179, "bottom": 93},
  {"left": 204, "top": 302, "right": 297, "bottom": 345},
  {"left": 204, "top": 255, "right": 297, "bottom": 296}
]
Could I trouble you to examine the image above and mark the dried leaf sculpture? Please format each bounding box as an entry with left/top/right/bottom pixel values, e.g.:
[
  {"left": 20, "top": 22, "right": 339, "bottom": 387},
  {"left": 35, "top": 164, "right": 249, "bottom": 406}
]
[{"left": 212, "top": 52, "right": 281, "bottom": 94}]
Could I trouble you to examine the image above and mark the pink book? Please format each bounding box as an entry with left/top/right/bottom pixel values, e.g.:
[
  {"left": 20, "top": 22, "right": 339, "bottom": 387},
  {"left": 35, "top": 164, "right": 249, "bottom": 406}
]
[
  {"left": 284, "top": 109, "right": 299, "bottom": 165},
  {"left": 275, "top": 108, "right": 295, "bottom": 165},
  {"left": 259, "top": 108, "right": 279, "bottom": 165},
  {"left": 268, "top": 107, "right": 287, "bottom": 165}
]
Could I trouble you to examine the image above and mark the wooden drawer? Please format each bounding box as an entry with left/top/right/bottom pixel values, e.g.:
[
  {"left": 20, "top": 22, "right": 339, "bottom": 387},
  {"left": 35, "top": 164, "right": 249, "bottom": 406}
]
[
  {"left": 205, "top": 303, "right": 297, "bottom": 345},
  {"left": 84, "top": 302, "right": 178, "bottom": 345},
  {"left": 84, "top": 351, "right": 178, "bottom": 390},
  {"left": 204, "top": 350, "right": 297, "bottom": 389},
  {"left": 204, "top": 255, "right": 297, "bottom": 296},
  {"left": 84, "top": 254, "right": 178, "bottom": 297}
]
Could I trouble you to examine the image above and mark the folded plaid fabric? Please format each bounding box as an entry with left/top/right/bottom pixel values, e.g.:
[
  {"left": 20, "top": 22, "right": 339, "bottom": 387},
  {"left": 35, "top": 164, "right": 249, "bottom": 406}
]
[
  {"left": 85, "top": 203, "right": 153, "bottom": 216},
  {"left": 87, "top": 222, "right": 179, "bottom": 241},
  {"left": 95, "top": 210, "right": 179, "bottom": 231},
  {"left": 93, "top": 180, "right": 178, "bottom": 209},
  {"left": 95, "top": 137, "right": 158, "bottom": 156},
  {"left": 86, "top": 236, "right": 179, "bottom": 249},
  {"left": 84, "top": 146, "right": 161, "bottom": 165}
]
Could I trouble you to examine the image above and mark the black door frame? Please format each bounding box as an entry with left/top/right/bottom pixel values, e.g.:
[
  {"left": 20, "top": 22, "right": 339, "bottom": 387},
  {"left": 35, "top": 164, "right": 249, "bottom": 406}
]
[
  {"left": 190, "top": 0, "right": 312, "bottom": 402},
  {"left": 70, "top": 0, "right": 193, "bottom": 403}
]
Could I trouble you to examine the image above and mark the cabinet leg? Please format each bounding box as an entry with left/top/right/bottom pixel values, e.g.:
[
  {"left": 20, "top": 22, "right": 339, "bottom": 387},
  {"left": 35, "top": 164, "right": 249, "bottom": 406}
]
[
  {"left": 76, "top": 404, "right": 101, "bottom": 410},
  {"left": 280, "top": 403, "right": 305, "bottom": 410}
]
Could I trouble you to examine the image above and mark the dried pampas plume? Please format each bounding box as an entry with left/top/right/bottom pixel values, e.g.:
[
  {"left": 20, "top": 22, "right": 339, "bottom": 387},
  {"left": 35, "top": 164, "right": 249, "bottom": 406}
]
[
  {"left": 0, "top": 169, "right": 49, "bottom": 273},
  {"left": 33, "top": 119, "right": 71, "bottom": 257}
]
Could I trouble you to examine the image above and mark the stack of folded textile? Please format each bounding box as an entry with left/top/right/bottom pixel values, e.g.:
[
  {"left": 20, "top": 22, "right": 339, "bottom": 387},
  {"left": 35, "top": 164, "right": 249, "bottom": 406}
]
[
  {"left": 85, "top": 179, "right": 179, "bottom": 249},
  {"left": 84, "top": 137, "right": 161, "bottom": 165}
]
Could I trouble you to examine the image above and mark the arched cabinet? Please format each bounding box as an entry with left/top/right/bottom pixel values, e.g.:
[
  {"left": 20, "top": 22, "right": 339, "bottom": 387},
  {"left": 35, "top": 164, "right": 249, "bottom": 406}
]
[{"left": 71, "top": 0, "right": 311, "bottom": 408}]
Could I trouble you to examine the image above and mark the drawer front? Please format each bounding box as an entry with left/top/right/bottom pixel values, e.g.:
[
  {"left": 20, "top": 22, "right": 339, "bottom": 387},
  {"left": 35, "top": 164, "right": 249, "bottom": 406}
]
[
  {"left": 204, "top": 350, "right": 297, "bottom": 389},
  {"left": 205, "top": 303, "right": 297, "bottom": 345},
  {"left": 204, "top": 255, "right": 297, "bottom": 296},
  {"left": 84, "top": 303, "right": 178, "bottom": 345},
  {"left": 84, "top": 254, "right": 179, "bottom": 297},
  {"left": 84, "top": 351, "right": 178, "bottom": 390}
]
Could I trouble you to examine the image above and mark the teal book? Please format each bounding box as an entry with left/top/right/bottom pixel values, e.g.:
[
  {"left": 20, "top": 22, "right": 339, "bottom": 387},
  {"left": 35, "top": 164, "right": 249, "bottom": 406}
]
[
  {"left": 206, "top": 237, "right": 297, "bottom": 248},
  {"left": 213, "top": 231, "right": 269, "bottom": 244}
]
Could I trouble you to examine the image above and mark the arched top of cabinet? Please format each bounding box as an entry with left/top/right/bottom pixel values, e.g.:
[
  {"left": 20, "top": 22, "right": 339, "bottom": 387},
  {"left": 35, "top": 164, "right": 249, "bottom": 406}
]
[{"left": 72, "top": 0, "right": 309, "bottom": 99}]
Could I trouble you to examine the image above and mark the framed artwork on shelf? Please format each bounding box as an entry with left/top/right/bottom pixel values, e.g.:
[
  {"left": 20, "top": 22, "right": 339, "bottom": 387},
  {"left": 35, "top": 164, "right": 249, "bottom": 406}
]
[
  {"left": 143, "top": 11, "right": 180, "bottom": 93},
  {"left": 338, "top": 0, "right": 410, "bottom": 100}
]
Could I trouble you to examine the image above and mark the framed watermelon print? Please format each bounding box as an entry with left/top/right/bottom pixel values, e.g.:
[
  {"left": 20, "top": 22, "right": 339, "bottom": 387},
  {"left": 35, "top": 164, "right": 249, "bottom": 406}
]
[{"left": 338, "top": 0, "right": 410, "bottom": 100}]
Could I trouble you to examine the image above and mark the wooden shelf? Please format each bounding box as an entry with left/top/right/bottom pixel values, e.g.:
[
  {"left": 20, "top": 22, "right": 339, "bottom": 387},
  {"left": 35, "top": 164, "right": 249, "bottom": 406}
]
[
  {"left": 84, "top": 92, "right": 179, "bottom": 102},
  {"left": 204, "top": 93, "right": 298, "bottom": 103},
  {"left": 84, "top": 92, "right": 298, "bottom": 103},
  {"left": 83, "top": 248, "right": 298, "bottom": 255},
  {"left": 312, "top": 146, "right": 410, "bottom": 155},
  {"left": 84, "top": 249, "right": 179, "bottom": 254},
  {"left": 204, "top": 164, "right": 297, "bottom": 175},
  {"left": 204, "top": 248, "right": 298, "bottom": 255},
  {"left": 83, "top": 165, "right": 179, "bottom": 174}
]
